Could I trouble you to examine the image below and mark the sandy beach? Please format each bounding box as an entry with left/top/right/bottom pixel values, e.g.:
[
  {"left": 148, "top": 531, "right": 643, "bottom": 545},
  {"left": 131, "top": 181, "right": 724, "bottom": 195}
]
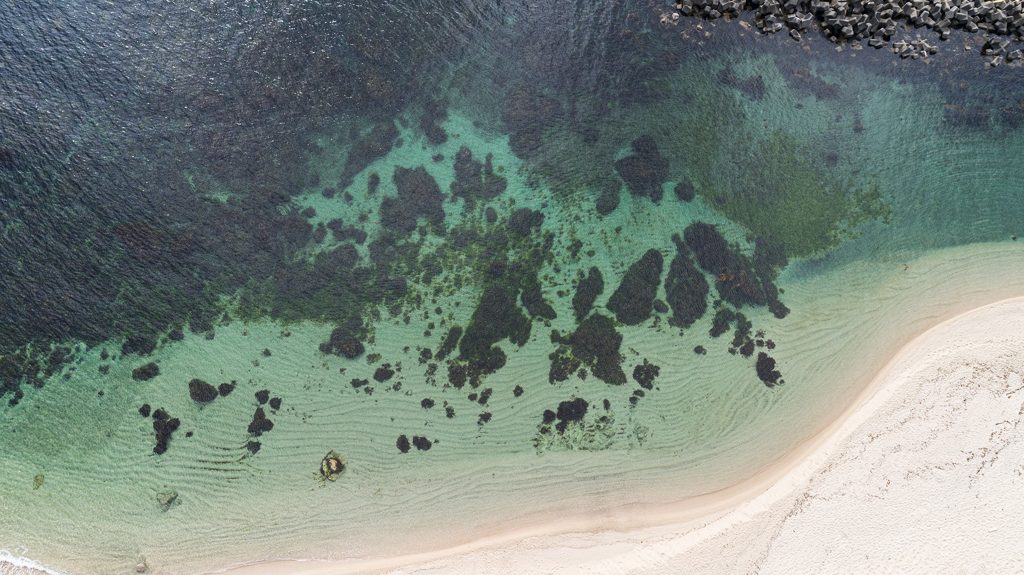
[{"left": 208, "top": 295, "right": 1024, "bottom": 574}]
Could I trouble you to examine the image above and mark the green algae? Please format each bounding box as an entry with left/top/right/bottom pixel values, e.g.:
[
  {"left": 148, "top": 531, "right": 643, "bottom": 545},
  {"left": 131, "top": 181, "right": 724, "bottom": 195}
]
[{"left": 697, "top": 132, "right": 892, "bottom": 259}]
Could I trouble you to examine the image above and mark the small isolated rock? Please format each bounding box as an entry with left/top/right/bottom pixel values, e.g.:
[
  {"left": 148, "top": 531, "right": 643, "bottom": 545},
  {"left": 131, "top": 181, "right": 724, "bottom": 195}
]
[
  {"left": 157, "top": 491, "right": 179, "bottom": 512},
  {"left": 188, "top": 379, "right": 218, "bottom": 402},
  {"left": 320, "top": 450, "right": 346, "bottom": 481},
  {"left": 132, "top": 362, "right": 160, "bottom": 381}
]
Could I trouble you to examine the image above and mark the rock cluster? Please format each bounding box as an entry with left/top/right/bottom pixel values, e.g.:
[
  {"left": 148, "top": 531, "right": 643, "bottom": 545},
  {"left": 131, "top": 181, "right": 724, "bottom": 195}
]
[{"left": 669, "top": 0, "right": 1024, "bottom": 60}]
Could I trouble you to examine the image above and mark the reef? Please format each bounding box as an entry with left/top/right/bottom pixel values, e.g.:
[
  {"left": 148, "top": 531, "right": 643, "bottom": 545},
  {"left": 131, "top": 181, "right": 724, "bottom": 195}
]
[
  {"left": 321, "top": 327, "right": 366, "bottom": 359},
  {"left": 595, "top": 180, "right": 621, "bottom": 216},
  {"left": 632, "top": 359, "right": 660, "bottom": 390},
  {"left": 564, "top": 313, "right": 626, "bottom": 385},
  {"left": 606, "top": 249, "right": 664, "bottom": 325},
  {"left": 373, "top": 365, "right": 395, "bottom": 382},
  {"left": 450, "top": 147, "right": 507, "bottom": 209},
  {"left": 756, "top": 352, "right": 783, "bottom": 386},
  {"left": 554, "top": 398, "right": 588, "bottom": 433},
  {"left": 188, "top": 379, "right": 218, "bottom": 403},
  {"left": 614, "top": 135, "right": 669, "bottom": 203},
  {"left": 412, "top": 436, "right": 432, "bottom": 451},
  {"left": 247, "top": 407, "right": 274, "bottom": 435},
  {"left": 380, "top": 166, "right": 445, "bottom": 233},
  {"left": 419, "top": 100, "right": 449, "bottom": 146},
  {"left": 459, "top": 286, "right": 531, "bottom": 364},
  {"left": 717, "top": 66, "right": 767, "bottom": 101},
  {"left": 508, "top": 208, "right": 545, "bottom": 236},
  {"left": 122, "top": 335, "right": 156, "bottom": 357},
  {"left": 396, "top": 434, "right": 411, "bottom": 453},
  {"left": 269, "top": 397, "right": 282, "bottom": 410},
  {"left": 674, "top": 181, "right": 695, "bottom": 202},
  {"left": 255, "top": 389, "right": 270, "bottom": 404},
  {"left": 338, "top": 121, "right": 399, "bottom": 190},
  {"left": 132, "top": 363, "right": 160, "bottom": 381},
  {"left": 684, "top": 223, "right": 765, "bottom": 307},
  {"left": 218, "top": 381, "right": 236, "bottom": 396},
  {"left": 549, "top": 350, "right": 582, "bottom": 384},
  {"left": 501, "top": 85, "right": 563, "bottom": 159},
  {"left": 664, "top": 234, "right": 709, "bottom": 330},
  {"left": 573, "top": 267, "right": 604, "bottom": 322},
  {"left": 153, "top": 414, "right": 180, "bottom": 454}
]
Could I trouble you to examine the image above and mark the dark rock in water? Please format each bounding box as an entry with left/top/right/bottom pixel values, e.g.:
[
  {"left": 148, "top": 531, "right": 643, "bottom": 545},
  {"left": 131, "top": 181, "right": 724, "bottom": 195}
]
[
  {"left": 521, "top": 282, "right": 557, "bottom": 320},
  {"left": 596, "top": 180, "right": 621, "bottom": 216},
  {"left": 397, "top": 434, "right": 411, "bottom": 453},
  {"left": 694, "top": 345, "right": 707, "bottom": 355},
  {"left": 323, "top": 328, "right": 365, "bottom": 359},
  {"left": 571, "top": 313, "right": 625, "bottom": 385},
  {"left": 421, "top": 398, "right": 435, "bottom": 409},
  {"left": 269, "top": 397, "right": 282, "bottom": 410},
  {"left": 152, "top": 408, "right": 169, "bottom": 421},
  {"left": 451, "top": 147, "right": 507, "bottom": 209},
  {"left": 718, "top": 66, "right": 767, "bottom": 101},
  {"left": 139, "top": 404, "right": 151, "bottom": 417},
  {"left": 248, "top": 407, "right": 274, "bottom": 435},
  {"left": 339, "top": 122, "right": 399, "bottom": 190},
  {"left": 412, "top": 436, "right": 432, "bottom": 451},
  {"left": 508, "top": 208, "right": 544, "bottom": 236},
  {"left": 684, "top": 223, "right": 765, "bottom": 307},
  {"left": 710, "top": 308, "right": 736, "bottom": 338},
  {"left": 132, "top": 363, "right": 160, "bottom": 381},
  {"left": 549, "top": 351, "right": 582, "bottom": 384},
  {"left": 460, "top": 286, "right": 531, "bottom": 363},
  {"left": 664, "top": 234, "right": 709, "bottom": 330},
  {"left": 435, "top": 326, "right": 462, "bottom": 361},
  {"left": 542, "top": 409, "right": 557, "bottom": 424},
  {"left": 607, "top": 249, "right": 663, "bottom": 325},
  {"left": 614, "top": 135, "right": 669, "bottom": 203},
  {"left": 501, "top": 85, "right": 562, "bottom": 159},
  {"left": 122, "top": 335, "right": 156, "bottom": 356},
  {"left": 247, "top": 441, "right": 261, "bottom": 455},
  {"left": 313, "top": 222, "right": 327, "bottom": 243},
  {"left": 167, "top": 329, "right": 184, "bottom": 341},
  {"left": 153, "top": 415, "right": 180, "bottom": 454},
  {"left": 218, "top": 382, "right": 236, "bottom": 397},
  {"left": 350, "top": 378, "right": 369, "bottom": 388},
  {"left": 513, "top": 385, "right": 524, "bottom": 397},
  {"left": 632, "top": 359, "right": 660, "bottom": 390},
  {"left": 756, "top": 352, "right": 782, "bottom": 386},
  {"left": 255, "top": 389, "right": 270, "bottom": 404},
  {"left": 555, "top": 398, "right": 588, "bottom": 432},
  {"left": 753, "top": 239, "right": 790, "bottom": 319},
  {"left": 380, "top": 166, "right": 445, "bottom": 233},
  {"left": 189, "top": 379, "right": 218, "bottom": 403},
  {"left": 653, "top": 299, "right": 669, "bottom": 314},
  {"left": 739, "top": 340, "right": 755, "bottom": 358},
  {"left": 478, "top": 412, "right": 492, "bottom": 424},
  {"left": 573, "top": 267, "right": 604, "bottom": 322},
  {"left": 373, "top": 365, "right": 395, "bottom": 382},
  {"left": 674, "top": 181, "right": 695, "bottom": 202}
]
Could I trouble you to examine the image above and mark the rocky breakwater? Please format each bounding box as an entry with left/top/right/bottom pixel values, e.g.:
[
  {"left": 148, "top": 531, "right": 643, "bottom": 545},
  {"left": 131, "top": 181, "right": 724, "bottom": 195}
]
[{"left": 667, "top": 0, "right": 1024, "bottom": 64}]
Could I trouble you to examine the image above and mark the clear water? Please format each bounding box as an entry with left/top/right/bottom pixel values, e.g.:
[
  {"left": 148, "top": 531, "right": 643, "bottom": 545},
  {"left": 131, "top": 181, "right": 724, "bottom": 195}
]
[{"left": 2, "top": 1, "right": 1024, "bottom": 573}]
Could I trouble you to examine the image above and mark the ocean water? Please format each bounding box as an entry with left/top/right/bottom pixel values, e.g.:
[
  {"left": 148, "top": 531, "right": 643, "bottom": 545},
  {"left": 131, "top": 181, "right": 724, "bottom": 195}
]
[{"left": 2, "top": 1, "right": 1024, "bottom": 573}]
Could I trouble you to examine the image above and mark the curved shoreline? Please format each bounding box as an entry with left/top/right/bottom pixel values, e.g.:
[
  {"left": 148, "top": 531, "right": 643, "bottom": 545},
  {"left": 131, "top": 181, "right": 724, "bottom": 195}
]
[{"left": 208, "top": 295, "right": 1024, "bottom": 575}]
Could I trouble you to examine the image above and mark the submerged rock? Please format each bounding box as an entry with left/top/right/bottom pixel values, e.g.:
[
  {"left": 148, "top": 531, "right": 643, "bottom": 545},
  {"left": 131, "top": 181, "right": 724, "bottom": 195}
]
[
  {"left": 188, "top": 379, "right": 218, "bottom": 403},
  {"left": 320, "top": 450, "right": 346, "bottom": 481},
  {"left": 573, "top": 267, "right": 604, "bottom": 322},
  {"left": 684, "top": 222, "right": 765, "bottom": 307},
  {"left": 664, "top": 234, "right": 709, "bottom": 329},
  {"left": 132, "top": 362, "right": 160, "bottom": 381},
  {"left": 614, "top": 135, "right": 669, "bottom": 203},
  {"left": 606, "top": 249, "right": 663, "bottom": 325}
]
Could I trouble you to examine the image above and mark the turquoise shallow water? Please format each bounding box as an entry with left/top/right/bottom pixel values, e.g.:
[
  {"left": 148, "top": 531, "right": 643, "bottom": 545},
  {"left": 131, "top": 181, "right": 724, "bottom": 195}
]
[{"left": 2, "top": 1, "right": 1024, "bottom": 573}]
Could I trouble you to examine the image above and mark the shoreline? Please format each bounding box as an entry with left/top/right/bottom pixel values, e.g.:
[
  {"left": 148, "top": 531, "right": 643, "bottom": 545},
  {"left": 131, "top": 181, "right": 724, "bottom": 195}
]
[{"left": 212, "top": 294, "right": 1024, "bottom": 575}]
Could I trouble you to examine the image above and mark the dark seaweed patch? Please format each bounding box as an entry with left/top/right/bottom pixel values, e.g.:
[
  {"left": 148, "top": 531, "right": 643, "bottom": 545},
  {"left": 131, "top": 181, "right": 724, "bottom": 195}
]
[{"left": 606, "top": 249, "right": 663, "bottom": 326}]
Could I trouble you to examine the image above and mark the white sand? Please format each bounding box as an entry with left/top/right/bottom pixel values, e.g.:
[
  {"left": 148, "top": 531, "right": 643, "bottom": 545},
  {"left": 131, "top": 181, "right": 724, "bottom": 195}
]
[{"left": 218, "top": 297, "right": 1024, "bottom": 575}]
